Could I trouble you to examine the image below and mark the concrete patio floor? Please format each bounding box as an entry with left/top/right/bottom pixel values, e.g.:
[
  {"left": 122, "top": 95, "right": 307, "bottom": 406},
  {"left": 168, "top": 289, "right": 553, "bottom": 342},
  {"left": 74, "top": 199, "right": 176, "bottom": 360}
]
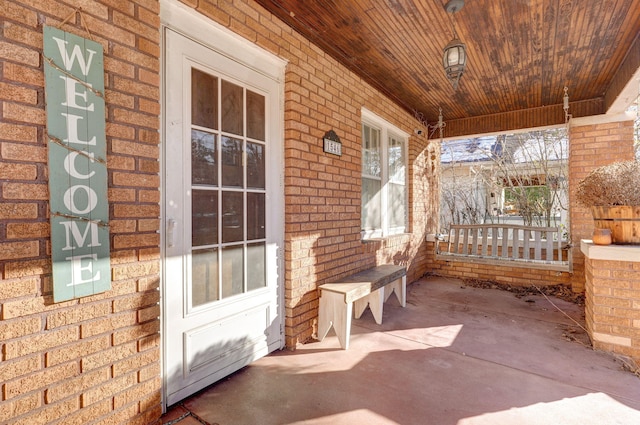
[{"left": 161, "top": 276, "right": 640, "bottom": 425}]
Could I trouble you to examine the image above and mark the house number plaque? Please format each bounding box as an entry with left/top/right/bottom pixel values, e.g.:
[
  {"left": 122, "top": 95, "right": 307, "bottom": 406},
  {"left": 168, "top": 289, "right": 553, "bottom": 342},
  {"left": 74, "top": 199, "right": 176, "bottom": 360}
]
[{"left": 323, "top": 129, "right": 342, "bottom": 156}]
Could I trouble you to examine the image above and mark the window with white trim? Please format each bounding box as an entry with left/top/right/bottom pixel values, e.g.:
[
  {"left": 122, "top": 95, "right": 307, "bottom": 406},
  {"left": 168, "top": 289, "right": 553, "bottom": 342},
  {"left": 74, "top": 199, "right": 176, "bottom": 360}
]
[{"left": 361, "top": 109, "right": 408, "bottom": 239}]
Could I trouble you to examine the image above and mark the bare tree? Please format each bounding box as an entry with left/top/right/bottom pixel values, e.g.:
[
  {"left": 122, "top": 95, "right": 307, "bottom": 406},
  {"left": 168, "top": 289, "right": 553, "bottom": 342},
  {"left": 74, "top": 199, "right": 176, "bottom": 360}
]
[
  {"left": 440, "top": 129, "right": 569, "bottom": 233},
  {"left": 486, "top": 130, "right": 568, "bottom": 227},
  {"left": 440, "top": 169, "right": 486, "bottom": 229},
  {"left": 439, "top": 139, "right": 491, "bottom": 231}
]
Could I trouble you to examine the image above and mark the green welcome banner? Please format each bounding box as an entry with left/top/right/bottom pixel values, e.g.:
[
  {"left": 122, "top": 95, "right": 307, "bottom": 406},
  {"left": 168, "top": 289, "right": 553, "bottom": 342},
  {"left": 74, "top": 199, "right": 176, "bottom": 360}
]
[{"left": 44, "top": 26, "right": 110, "bottom": 302}]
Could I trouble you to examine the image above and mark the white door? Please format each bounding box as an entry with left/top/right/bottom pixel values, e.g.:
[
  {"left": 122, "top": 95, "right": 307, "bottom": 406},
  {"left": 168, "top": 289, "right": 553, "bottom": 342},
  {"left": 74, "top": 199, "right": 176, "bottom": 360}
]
[{"left": 163, "top": 28, "right": 284, "bottom": 406}]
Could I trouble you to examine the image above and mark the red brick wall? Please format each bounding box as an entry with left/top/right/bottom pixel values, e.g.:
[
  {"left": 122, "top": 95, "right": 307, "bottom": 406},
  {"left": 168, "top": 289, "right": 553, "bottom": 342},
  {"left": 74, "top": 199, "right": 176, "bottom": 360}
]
[
  {"left": 426, "top": 243, "right": 573, "bottom": 287},
  {"left": 585, "top": 257, "right": 640, "bottom": 365},
  {"left": 568, "top": 118, "right": 635, "bottom": 292},
  {"left": 0, "top": 1, "right": 161, "bottom": 424}
]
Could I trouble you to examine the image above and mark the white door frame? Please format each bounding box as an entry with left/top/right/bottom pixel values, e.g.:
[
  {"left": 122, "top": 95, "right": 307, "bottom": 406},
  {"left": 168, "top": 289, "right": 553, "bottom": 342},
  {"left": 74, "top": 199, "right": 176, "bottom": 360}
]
[{"left": 159, "top": 0, "right": 287, "bottom": 410}]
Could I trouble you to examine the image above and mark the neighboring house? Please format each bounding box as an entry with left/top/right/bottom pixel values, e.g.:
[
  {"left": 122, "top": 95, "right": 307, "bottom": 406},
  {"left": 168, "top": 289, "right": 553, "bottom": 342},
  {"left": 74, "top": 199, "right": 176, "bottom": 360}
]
[
  {"left": 0, "top": 1, "right": 638, "bottom": 424},
  {"left": 440, "top": 131, "right": 569, "bottom": 232}
]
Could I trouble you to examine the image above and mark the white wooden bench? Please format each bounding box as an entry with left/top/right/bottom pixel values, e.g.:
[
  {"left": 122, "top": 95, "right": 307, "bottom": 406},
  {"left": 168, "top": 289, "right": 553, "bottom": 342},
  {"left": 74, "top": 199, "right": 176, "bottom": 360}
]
[
  {"left": 317, "top": 264, "right": 406, "bottom": 349},
  {"left": 436, "top": 224, "right": 572, "bottom": 272}
]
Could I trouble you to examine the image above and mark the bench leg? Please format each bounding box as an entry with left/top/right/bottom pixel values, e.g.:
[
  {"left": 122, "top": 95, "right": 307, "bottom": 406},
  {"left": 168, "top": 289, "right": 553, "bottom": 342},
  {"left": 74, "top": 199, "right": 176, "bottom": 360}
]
[
  {"left": 354, "top": 295, "right": 368, "bottom": 319},
  {"left": 368, "top": 288, "right": 384, "bottom": 324},
  {"left": 354, "top": 288, "right": 384, "bottom": 324},
  {"left": 383, "top": 282, "right": 394, "bottom": 301},
  {"left": 397, "top": 275, "right": 406, "bottom": 307},
  {"left": 384, "top": 276, "right": 407, "bottom": 307},
  {"left": 318, "top": 290, "right": 352, "bottom": 350}
]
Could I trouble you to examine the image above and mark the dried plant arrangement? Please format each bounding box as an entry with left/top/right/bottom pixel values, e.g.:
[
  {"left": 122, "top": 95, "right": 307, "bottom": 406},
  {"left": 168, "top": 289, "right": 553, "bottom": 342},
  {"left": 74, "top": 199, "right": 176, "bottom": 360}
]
[{"left": 576, "top": 161, "right": 640, "bottom": 207}]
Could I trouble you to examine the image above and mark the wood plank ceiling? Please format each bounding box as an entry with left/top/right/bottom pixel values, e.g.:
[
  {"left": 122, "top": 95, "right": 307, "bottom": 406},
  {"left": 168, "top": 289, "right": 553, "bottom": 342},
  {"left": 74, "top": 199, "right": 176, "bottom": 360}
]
[{"left": 254, "top": 0, "right": 640, "bottom": 138}]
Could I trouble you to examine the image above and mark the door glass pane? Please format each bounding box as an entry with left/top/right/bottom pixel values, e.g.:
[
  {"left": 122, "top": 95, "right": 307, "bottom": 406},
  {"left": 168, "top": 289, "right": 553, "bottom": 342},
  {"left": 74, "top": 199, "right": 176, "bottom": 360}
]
[
  {"left": 189, "top": 70, "right": 269, "bottom": 307},
  {"left": 192, "top": 248, "right": 218, "bottom": 307},
  {"left": 247, "top": 90, "right": 265, "bottom": 141},
  {"left": 246, "top": 142, "right": 265, "bottom": 189},
  {"left": 221, "top": 80, "right": 243, "bottom": 136},
  {"left": 221, "top": 136, "right": 243, "bottom": 187},
  {"left": 247, "top": 192, "right": 265, "bottom": 240},
  {"left": 221, "top": 245, "right": 243, "bottom": 298},
  {"left": 192, "top": 190, "right": 218, "bottom": 246},
  {"left": 192, "top": 130, "right": 217, "bottom": 185},
  {"left": 222, "top": 191, "right": 243, "bottom": 243},
  {"left": 247, "top": 242, "right": 266, "bottom": 291},
  {"left": 192, "top": 69, "right": 217, "bottom": 129}
]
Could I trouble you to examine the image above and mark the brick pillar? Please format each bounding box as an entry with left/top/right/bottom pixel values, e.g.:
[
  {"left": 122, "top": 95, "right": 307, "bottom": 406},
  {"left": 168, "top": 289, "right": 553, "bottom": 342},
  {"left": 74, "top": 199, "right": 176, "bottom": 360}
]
[
  {"left": 568, "top": 115, "right": 635, "bottom": 292},
  {"left": 582, "top": 244, "right": 640, "bottom": 366}
]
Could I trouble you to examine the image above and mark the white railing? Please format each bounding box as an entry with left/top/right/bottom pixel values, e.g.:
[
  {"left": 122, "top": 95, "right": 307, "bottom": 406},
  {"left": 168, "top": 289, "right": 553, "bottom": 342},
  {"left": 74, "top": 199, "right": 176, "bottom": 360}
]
[{"left": 436, "top": 224, "right": 572, "bottom": 272}]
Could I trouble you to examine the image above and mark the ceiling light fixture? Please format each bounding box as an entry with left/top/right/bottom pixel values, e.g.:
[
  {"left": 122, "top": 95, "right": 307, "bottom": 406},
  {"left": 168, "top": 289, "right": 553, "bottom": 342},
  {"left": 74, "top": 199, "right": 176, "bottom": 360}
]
[{"left": 443, "top": 0, "right": 467, "bottom": 90}]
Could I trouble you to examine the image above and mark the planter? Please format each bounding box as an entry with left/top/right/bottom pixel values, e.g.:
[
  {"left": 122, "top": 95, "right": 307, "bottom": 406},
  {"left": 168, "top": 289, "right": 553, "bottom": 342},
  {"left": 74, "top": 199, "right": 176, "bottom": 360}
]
[{"left": 590, "top": 206, "right": 640, "bottom": 245}]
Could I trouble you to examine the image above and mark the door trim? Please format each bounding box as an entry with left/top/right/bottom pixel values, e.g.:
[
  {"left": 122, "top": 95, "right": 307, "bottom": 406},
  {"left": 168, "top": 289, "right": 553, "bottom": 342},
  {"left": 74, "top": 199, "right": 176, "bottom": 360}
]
[{"left": 159, "top": 0, "right": 286, "bottom": 410}]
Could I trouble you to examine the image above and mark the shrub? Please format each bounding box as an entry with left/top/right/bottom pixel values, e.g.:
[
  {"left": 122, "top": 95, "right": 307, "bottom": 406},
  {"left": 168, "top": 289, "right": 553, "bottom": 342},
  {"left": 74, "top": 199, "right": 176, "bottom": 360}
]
[{"left": 576, "top": 161, "right": 640, "bottom": 206}]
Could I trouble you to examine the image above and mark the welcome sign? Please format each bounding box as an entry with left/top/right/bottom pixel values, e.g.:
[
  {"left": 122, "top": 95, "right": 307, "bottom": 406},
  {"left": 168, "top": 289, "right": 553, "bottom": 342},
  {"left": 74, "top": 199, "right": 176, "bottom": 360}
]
[{"left": 44, "top": 26, "right": 110, "bottom": 302}]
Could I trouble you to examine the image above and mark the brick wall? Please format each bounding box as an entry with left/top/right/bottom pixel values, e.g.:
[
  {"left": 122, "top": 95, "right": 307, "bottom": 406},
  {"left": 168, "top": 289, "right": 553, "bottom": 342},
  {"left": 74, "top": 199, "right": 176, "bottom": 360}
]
[
  {"left": 568, "top": 118, "right": 635, "bottom": 292},
  {"left": 574, "top": 117, "right": 638, "bottom": 366},
  {"left": 1, "top": 1, "right": 161, "bottom": 424},
  {"left": 585, "top": 257, "right": 640, "bottom": 365},
  {"left": 185, "top": 0, "right": 437, "bottom": 347},
  {"left": 426, "top": 243, "right": 573, "bottom": 287}
]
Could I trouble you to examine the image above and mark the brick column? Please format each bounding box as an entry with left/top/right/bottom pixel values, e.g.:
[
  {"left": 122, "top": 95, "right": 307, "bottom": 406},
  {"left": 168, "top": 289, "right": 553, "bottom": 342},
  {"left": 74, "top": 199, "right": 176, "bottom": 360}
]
[
  {"left": 568, "top": 114, "right": 635, "bottom": 291},
  {"left": 582, "top": 243, "right": 640, "bottom": 366}
]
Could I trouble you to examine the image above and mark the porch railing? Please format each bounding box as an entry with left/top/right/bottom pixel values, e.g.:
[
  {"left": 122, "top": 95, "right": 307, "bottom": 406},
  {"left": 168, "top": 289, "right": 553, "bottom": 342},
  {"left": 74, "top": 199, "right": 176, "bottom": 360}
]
[{"left": 436, "top": 224, "right": 572, "bottom": 272}]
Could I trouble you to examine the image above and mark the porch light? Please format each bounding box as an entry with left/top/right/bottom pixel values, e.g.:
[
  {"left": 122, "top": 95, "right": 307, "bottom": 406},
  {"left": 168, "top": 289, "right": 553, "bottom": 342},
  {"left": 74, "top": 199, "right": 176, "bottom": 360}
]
[
  {"left": 443, "top": 0, "right": 467, "bottom": 90},
  {"left": 443, "top": 39, "right": 466, "bottom": 90}
]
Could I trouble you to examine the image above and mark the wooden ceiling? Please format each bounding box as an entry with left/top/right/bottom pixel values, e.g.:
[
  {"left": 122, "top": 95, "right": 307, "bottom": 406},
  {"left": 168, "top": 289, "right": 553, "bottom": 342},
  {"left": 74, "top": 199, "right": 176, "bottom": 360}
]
[{"left": 254, "top": 0, "right": 640, "bottom": 138}]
